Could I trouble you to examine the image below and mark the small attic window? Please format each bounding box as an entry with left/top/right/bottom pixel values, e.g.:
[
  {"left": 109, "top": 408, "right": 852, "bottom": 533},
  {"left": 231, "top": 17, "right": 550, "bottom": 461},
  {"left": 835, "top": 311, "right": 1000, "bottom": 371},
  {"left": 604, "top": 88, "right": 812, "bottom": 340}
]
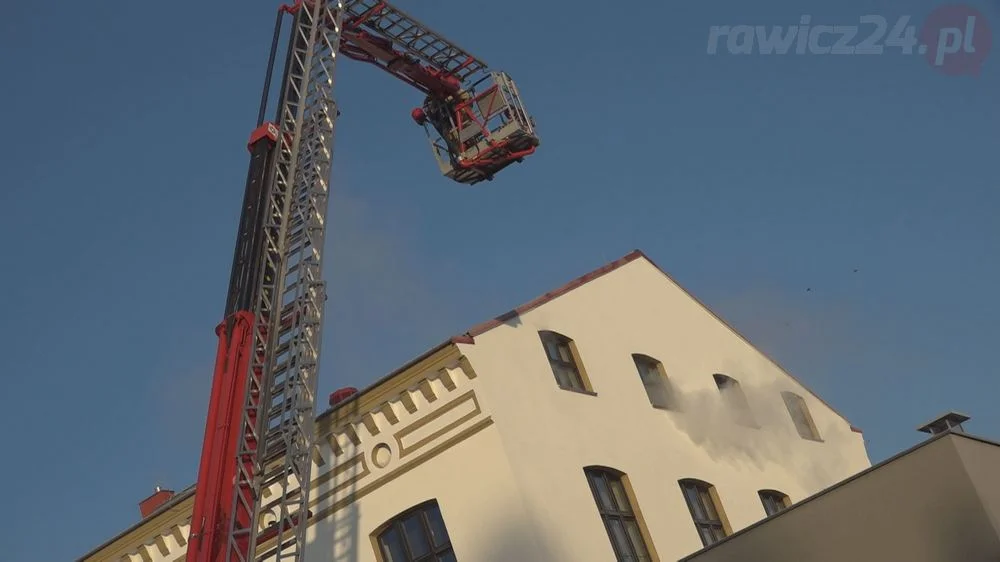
[
  {"left": 781, "top": 391, "right": 822, "bottom": 441},
  {"left": 633, "top": 354, "right": 678, "bottom": 410},
  {"left": 713, "top": 374, "right": 757, "bottom": 427},
  {"left": 539, "top": 331, "right": 593, "bottom": 394}
]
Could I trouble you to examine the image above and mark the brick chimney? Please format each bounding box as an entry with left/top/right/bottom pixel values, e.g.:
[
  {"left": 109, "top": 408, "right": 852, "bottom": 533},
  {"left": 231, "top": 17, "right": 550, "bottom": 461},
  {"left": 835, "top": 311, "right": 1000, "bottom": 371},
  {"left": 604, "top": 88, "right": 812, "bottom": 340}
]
[
  {"left": 329, "top": 386, "right": 359, "bottom": 407},
  {"left": 139, "top": 486, "right": 176, "bottom": 518}
]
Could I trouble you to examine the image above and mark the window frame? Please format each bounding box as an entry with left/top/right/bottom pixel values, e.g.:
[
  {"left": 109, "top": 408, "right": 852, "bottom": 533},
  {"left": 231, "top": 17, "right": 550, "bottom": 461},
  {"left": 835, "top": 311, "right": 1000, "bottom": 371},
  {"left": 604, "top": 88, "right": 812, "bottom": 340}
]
[
  {"left": 758, "top": 489, "right": 791, "bottom": 517},
  {"left": 372, "top": 499, "right": 455, "bottom": 562},
  {"left": 584, "top": 466, "right": 658, "bottom": 562},
  {"left": 632, "top": 353, "right": 678, "bottom": 410},
  {"left": 678, "top": 478, "right": 731, "bottom": 548},
  {"left": 712, "top": 374, "right": 758, "bottom": 427},
  {"left": 538, "top": 330, "right": 594, "bottom": 394},
  {"left": 781, "top": 391, "right": 822, "bottom": 441}
]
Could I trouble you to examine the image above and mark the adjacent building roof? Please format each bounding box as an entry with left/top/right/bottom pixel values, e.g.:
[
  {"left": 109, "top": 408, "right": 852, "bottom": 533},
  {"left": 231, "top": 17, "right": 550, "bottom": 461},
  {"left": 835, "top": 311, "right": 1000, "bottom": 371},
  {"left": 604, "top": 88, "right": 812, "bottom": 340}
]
[{"left": 679, "top": 429, "right": 1000, "bottom": 562}]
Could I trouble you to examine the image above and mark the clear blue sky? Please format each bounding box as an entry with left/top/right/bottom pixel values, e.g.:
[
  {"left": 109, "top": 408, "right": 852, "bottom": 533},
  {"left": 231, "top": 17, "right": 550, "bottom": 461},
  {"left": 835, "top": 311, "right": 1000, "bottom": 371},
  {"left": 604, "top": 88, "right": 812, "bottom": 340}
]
[{"left": 1, "top": 0, "right": 997, "bottom": 559}]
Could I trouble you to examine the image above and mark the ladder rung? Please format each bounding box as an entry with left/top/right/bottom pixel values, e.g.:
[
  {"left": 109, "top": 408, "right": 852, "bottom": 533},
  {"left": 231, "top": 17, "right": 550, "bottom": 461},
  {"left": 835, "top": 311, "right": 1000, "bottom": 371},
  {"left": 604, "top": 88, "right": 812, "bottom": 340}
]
[{"left": 344, "top": 0, "right": 487, "bottom": 83}]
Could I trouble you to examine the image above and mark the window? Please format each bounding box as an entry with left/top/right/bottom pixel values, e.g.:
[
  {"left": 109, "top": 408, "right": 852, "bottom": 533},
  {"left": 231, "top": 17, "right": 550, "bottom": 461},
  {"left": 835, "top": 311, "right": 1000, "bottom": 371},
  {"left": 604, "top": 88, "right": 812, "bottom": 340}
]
[
  {"left": 758, "top": 489, "right": 791, "bottom": 517},
  {"left": 375, "top": 500, "right": 456, "bottom": 562},
  {"left": 782, "top": 391, "right": 821, "bottom": 441},
  {"left": 633, "top": 354, "right": 677, "bottom": 410},
  {"left": 539, "top": 331, "right": 590, "bottom": 393},
  {"left": 585, "top": 467, "right": 655, "bottom": 561},
  {"left": 679, "top": 479, "right": 729, "bottom": 547},
  {"left": 713, "top": 374, "right": 756, "bottom": 427}
]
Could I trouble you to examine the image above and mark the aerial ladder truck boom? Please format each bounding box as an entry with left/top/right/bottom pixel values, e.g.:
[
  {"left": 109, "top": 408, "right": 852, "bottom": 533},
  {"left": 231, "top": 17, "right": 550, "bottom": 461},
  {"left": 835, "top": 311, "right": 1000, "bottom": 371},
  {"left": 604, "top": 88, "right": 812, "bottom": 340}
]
[{"left": 185, "top": 1, "right": 539, "bottom": 562}]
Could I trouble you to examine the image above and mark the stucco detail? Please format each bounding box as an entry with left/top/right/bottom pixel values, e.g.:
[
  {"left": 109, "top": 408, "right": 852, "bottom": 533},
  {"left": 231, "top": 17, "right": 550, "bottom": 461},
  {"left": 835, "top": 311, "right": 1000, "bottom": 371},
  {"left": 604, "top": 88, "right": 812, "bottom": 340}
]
[{"left": 84, "top": 353, "right": 486, "bottom": 562}]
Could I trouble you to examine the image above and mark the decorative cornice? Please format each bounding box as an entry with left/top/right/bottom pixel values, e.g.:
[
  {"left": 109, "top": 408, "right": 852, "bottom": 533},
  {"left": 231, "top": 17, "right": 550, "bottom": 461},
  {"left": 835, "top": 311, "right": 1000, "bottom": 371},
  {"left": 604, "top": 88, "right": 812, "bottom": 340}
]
[{"left": 81, "top": 351, "right": 490, "bottom": 562}]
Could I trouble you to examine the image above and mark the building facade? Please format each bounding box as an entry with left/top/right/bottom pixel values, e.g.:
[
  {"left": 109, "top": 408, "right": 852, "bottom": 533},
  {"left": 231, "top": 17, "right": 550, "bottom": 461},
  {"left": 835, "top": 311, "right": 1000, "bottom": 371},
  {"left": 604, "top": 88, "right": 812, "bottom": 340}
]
[{"left": 79, "top": 250, "right": 872, "bottom": 562}]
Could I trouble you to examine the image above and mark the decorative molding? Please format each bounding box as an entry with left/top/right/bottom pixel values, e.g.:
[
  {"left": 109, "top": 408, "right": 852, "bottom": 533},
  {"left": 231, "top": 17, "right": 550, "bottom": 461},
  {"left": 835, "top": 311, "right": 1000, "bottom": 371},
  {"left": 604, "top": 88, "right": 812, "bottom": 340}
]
[{"left": 84, "top": 354, "right": 489, "bottom": 562}]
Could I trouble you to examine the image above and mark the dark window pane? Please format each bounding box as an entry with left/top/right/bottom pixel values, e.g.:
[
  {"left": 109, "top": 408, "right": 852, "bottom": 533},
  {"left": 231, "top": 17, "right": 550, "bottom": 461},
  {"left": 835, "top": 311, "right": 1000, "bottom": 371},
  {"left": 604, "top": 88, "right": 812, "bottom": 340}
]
[
  {"left": 425, "top": 503, "right": 450, "bottom": 548},
  {"left": 636, "top": 359, "right": 656, "bottom": 382},
  {"left": 699, "top": 489, "right": 719, "bottom": 520},
  {"left": 555, "top": 365, "right": 581, "bottom": 389},
  {"left": 609, "top": 479, "right": 631, "bottom": 514},
  {"left": 647, "top": 383, "right": 670, "bottom": 408},
  {"left": 761, "top": 492, "right": 788, "bottom": 516},
  {"left": 380, "top": 526, "right": 408, "bottom": 562},
  {"left": 591, "top": 474, "right": 615, "bottom": 511},
  {"left": 683, "top": 486, "right": 706, "bottom": 521},
  {"left": 437, "top": 552, "right": 457, "bottom": 562},
  {"left": 402, "top": 513, "right": 431, "bottom": 558},
  {"left": 624, "top": 520, "right": 650, "bottom": 560},
  {"left": 544, "top": 341, "right": 559, "bottom": 361},
  {"left": 697, "top": 526, "right": 715, "bottom": 546},
  {"left": 607, "top": 519, "right": 633, "bottom": 558}
]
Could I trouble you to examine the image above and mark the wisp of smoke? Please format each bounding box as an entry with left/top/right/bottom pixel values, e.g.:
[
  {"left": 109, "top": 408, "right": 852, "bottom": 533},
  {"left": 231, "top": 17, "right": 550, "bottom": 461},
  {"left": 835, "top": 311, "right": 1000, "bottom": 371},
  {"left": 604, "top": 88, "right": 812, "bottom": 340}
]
[{"left": 669, "top": 364, "right": 858, "bottom": 493}]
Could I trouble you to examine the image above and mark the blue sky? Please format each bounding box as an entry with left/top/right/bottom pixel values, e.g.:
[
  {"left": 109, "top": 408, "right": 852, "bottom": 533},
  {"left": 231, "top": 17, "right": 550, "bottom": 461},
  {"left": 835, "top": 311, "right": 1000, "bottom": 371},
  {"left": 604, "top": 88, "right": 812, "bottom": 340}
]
[{"left": 1, "top": 0, "right": 998, "bottom": 559}]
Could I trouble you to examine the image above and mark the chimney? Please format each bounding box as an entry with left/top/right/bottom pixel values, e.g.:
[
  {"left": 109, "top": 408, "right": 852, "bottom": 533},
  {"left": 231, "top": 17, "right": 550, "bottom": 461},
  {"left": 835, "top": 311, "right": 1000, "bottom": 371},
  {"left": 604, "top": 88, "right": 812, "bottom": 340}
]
[
  {"left": 329, "top": 386, "right": 359, "bottom": 407},
  {"left": 917, "top": 411, "right": 970, "bottom": 436},
  {"left": 139, "top": 486, "right": 176, "bottom": 518}
]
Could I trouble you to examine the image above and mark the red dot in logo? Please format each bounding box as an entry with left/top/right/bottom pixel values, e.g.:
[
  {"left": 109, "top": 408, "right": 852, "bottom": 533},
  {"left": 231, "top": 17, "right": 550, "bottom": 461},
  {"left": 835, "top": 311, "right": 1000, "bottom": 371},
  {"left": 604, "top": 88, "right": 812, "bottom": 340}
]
[{"left": 920, "top": 4, "right": 992, "bottom": 75}]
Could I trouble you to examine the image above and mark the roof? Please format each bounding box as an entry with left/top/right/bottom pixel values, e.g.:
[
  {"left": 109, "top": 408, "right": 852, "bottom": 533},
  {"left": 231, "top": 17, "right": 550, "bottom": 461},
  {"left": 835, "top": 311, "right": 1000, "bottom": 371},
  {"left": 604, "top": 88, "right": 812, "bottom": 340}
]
[
  {"left": 80, "top": 249, "right": 860, "bottom": 559},
  {"left": 76, "top": 485, "right": 195, "bottom": 561}
]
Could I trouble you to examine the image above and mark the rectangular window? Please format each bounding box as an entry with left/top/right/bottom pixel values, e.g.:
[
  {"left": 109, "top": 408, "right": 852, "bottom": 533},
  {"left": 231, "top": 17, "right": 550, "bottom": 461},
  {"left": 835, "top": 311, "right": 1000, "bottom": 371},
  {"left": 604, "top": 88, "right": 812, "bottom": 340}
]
[
  {"left": 586, "top": 468, "right": 654, "bottom": 561},
  {"left": 540, "top": 331, "right": 588, "bottom": 392},
  {"left": 377, "top": 500, "right": 455, "bottom": 562},
  {"left": 759, "top": 490, "right": 790, "bottom": 517},
  {"left": 679, "top": 480, "right": 728, "bottom": 547},
  {"left": 713, "top": 374, "right": 757, "bottom": 427},
  {"left": 633, "top": 354, "right": 676, "bottom": 410},
  {"left": 782, "top": 391, "right": 821, "bottom": 441}
]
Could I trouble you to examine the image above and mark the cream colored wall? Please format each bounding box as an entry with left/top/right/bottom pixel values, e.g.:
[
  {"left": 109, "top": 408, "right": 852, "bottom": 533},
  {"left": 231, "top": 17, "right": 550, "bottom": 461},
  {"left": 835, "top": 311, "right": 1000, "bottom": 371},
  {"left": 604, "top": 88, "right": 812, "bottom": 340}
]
[
  {"left": 83, "top": 347, "right": 539, "bottom": 562},
  {"left": 459, "top": 257, "right": 871, "bottom": 561},
  {"left": 304, "top": 423, "right": 547, "bottom": 562}
]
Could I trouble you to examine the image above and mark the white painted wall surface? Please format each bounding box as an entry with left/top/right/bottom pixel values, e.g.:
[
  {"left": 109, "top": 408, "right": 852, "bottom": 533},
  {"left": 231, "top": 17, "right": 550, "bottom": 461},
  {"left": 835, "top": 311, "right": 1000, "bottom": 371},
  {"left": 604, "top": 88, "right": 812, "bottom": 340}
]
[
  {"left": 303, "top": 423, "right": 545, "bottom": 562},
  {"left": 459, "top": 257, "right": 871, "bottom": 561}
]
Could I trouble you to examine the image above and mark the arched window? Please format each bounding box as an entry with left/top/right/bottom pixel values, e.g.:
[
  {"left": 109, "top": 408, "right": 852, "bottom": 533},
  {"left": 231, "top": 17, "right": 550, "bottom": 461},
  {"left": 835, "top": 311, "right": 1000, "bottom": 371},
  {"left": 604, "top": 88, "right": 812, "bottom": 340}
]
[
  {"left": 539, "top": 330, "right": 592, "bottom": 393},
  {"left": 633, "top": 353, "right": 678, "bottom": 410},
  {"left": 584, "top": 466, "right": 657, "bottom": 561},
  {"left": 713, "top": 374, "right": 756, "bottom": 427},
  {"left": 374, "top": 500, "right": 456, "bottom": 562},
  {"left": 678, "top": 478, "right": 730, "bottom": 547},
  {"left": 758, "top": 489, "right": 791, "bottom": 517},
  {"left": 781, "top": 391, "right": 822, "bottom": 441}
]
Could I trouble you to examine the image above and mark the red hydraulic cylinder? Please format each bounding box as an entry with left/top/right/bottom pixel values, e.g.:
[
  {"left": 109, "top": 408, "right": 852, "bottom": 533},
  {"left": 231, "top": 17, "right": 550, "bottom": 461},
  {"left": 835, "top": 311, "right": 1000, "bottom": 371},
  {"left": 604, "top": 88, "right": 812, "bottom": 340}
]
[
  {"left": 187, "top": 118, "right": 279, "bottom": 562},
  {"left": 187, "top": 311, "right": 256, "bottom": 562}
]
